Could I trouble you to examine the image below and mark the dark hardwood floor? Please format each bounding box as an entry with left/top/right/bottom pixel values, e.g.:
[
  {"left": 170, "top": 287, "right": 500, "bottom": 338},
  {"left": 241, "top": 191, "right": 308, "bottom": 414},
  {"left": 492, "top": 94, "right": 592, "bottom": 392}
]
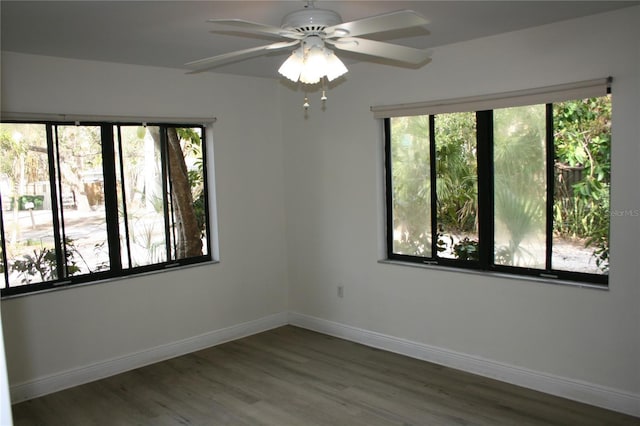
[{"left": 12, "top": 326, "right": 639, "bottom": 425}]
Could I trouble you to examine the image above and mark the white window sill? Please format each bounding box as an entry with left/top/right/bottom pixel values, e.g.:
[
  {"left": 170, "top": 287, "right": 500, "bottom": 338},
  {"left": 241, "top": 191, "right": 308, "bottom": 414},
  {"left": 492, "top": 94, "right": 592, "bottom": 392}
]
[{"left": 377, "top": 259, "right": 608, "bottom": 291}]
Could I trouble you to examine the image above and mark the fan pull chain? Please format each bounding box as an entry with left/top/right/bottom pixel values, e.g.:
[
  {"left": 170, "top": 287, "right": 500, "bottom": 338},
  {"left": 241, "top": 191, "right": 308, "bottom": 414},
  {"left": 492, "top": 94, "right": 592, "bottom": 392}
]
[
  {"left": 302, "top": 79, "right": 329, "bottom": 111},
  {"left": 302, "top": 92, "right": 327, "bottom": 110},
  {"left": 321, "top": 77, "right": 328, "bottom": 103}
]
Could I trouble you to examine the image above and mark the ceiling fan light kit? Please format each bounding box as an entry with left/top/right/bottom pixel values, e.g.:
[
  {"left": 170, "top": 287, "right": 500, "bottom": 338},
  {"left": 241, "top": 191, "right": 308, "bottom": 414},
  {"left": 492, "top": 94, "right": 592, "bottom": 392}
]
[
  {"left": 278, "top": 36, "right": 348, "bottom": 84},
  {"left": 186, "top": 3, "right": 431, "bottom": 111}
]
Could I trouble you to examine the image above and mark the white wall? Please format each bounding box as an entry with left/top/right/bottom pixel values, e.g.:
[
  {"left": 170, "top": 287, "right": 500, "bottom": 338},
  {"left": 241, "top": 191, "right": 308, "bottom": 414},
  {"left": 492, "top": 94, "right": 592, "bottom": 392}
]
[
  {"left": 282, "top": 5, "right": 639, "bottom": 406},
  {"left": 0, "top": 53, "right": 289, "bottom": 393}
]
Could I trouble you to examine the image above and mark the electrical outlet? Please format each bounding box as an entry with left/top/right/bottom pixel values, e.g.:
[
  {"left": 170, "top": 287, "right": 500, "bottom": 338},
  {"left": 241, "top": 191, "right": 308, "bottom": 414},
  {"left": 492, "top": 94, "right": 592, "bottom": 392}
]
[{"left": 337, "top": 285, "right": 344, "bottom": 298}]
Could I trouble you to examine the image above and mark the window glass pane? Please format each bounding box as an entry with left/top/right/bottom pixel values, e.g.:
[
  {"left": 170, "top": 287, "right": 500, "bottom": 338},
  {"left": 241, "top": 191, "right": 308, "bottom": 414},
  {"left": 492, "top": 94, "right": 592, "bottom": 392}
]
[
  {"left": 552, "top": 95, "right": 611, "bottom": 275},
  {"left": 55, "top": 125, "right": 110, "bottom": 274},
  {"left": 493, "top": 105, "right": 547, "bottom": 268},
  {"left": 389, "top": 116, "right": 432, "bottom": 257},
  {"left": 434, "top": 112, "right": 478, "bottom": 260},
  {"left": 0, "top": 123, "right": 59, "bottom": 287},
  {"left": 117, "top": 125, "right": 168, "bottom": 267},
  {"left": 167, "top": 127, "right": 207, "bottom": 260}
]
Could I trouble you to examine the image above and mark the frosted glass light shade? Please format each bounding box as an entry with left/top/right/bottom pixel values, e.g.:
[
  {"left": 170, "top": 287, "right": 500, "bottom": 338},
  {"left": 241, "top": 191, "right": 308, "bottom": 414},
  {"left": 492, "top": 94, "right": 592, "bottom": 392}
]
[
  {"left": 324, "top": 49, "right": 348, "bottom": 81},
  {"left": 299, "top": 46, "right": 327, "bottom": 84},
  {"left": 278, "top": 48, "right": 304, "bottom": 82},
  {"left": 279, "top": 43, "right": 349, "bottom": 84}
]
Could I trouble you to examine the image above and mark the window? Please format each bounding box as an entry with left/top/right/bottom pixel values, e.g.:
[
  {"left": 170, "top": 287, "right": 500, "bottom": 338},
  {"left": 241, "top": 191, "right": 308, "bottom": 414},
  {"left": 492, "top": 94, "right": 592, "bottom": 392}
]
[
  {"left": 0, "top": 121, "right": 212, "bottom": 297},
  {"left": 381, "top": 80, "right": 611, "bottom": 285}
]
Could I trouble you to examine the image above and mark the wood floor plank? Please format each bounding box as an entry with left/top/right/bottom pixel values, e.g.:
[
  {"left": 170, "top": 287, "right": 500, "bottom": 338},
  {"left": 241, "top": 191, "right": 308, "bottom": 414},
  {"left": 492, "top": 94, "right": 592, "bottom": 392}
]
[{"left": 11, "top": 326, "right": 639, "bottom": 425}]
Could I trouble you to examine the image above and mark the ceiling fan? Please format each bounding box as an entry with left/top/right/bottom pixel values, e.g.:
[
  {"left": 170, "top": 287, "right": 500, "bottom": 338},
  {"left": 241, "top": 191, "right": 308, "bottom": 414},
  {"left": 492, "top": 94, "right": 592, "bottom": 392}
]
[{"left": 185, "top": 3, "right": 432, "bottom": 84}]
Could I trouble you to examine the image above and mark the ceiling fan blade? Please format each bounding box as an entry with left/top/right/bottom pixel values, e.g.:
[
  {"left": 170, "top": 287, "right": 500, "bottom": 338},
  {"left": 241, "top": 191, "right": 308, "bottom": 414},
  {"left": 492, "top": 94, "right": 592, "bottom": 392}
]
[
  {"left": 327, "top": 37, "right": 430, "bottom": 65},
  {"left": 324, "top": 10, "right": 429, "bottom": 38},
  {"left": 207, "top": 19, "right": 302, "bottom": 39},
  {"left": 185, "top": 40, "right": 299, "bottom": 73}
]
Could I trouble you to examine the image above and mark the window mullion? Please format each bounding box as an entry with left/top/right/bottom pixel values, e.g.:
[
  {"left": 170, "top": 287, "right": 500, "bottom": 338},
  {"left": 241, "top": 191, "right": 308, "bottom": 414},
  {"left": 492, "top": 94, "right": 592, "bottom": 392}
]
[
  {"left": 199, "top": 127, "right": 213, "bottom": 257},
  {"left": 429, "top": 115, "right": 438, "bottom": 259},
  {"left": 476, "top": 110, "right": 494, "bottom": 269},
  {"left": 384, "top": 119, "right": 395, "bottom": 260},
  {"left": 100, "top": 124, "right": 122, "bottom": 272},
  {"left": 167, "top": 132, "right": 179, "bottom": 261},
  {"left": 545, "top": 104, "right": 555, "bottom": 271},
  {"left": 115, "top": 125, "right": 133, "bottom": 269},
  {"left": 159, "top": 127, "right": 173, "bottom": 261},
  {"left": 51, "top": 125, "right": 68, "bottom": 279}
]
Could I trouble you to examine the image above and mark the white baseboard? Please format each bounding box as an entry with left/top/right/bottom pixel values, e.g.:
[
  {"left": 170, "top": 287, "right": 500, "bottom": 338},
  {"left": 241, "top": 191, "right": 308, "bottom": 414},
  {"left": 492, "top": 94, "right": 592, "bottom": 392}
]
[
  {"left": 288, "top": 312, "right": 640, "bottom": 418},
  {"left": 10, "top": 311, "right": 639, "bottom": 418},
  {"left": 10, "top": 311, "right": 288, "bottom": 403}
]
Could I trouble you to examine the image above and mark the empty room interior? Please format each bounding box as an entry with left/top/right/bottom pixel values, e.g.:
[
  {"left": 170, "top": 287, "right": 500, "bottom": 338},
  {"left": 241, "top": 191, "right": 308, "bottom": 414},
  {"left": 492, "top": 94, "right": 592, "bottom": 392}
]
[{"left": 0, "top": 1, "right": 639, "bottom": 424}]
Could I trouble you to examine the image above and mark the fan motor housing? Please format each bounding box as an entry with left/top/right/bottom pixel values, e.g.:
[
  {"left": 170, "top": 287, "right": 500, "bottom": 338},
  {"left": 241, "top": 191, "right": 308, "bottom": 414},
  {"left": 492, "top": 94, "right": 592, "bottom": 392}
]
[{"left": 281, "top": 8, "right": 342, "bottom": 33}]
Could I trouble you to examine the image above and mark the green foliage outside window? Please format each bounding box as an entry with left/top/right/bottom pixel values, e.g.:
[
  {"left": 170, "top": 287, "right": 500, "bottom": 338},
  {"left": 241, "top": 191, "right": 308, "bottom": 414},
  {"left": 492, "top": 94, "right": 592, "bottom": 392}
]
[
  {"left": 434, "top": 112, "right": 477, "bottom": 236},
  {"left": 389, "top": 95, "right": 611, "bottom": 274},
  {"left": 553, "top": 96, "right": 611, "bottom": 272}
]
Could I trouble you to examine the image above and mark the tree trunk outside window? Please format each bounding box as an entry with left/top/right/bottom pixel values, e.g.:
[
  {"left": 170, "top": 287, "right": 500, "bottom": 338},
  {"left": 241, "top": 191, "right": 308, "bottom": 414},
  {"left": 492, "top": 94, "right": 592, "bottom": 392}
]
[{"left": 150, "top": 127, "right": 203, "bottom": 259}]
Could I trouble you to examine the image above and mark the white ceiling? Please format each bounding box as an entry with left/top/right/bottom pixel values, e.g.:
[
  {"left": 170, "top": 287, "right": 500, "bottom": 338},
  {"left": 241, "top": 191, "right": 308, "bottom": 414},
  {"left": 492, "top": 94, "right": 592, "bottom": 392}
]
[{"left": 1, "top": 1, "right": 637, "bottom": 79}]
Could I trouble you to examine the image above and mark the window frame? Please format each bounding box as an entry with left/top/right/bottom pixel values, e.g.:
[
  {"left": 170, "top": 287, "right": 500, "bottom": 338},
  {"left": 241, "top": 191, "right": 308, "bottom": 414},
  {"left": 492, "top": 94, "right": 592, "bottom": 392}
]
[
  {"left": 384, "top": 97, "right": 610, "bottom": 287},
  {"left": 0, "top": 119, "right": 214, "bottom": 297}
]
